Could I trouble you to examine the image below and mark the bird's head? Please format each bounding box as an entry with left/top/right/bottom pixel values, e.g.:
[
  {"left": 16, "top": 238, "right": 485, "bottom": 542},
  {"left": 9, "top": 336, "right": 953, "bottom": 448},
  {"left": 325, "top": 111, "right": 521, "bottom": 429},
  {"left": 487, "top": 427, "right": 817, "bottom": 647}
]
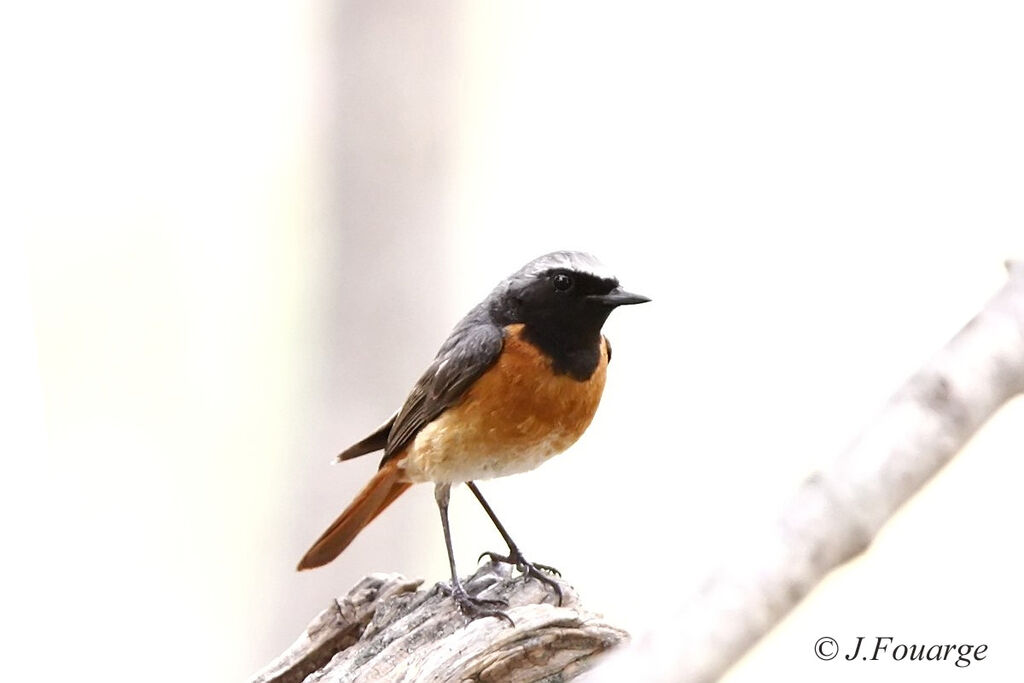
[{"left": 491, "top": 251, "right": 649, "bottom": 342}]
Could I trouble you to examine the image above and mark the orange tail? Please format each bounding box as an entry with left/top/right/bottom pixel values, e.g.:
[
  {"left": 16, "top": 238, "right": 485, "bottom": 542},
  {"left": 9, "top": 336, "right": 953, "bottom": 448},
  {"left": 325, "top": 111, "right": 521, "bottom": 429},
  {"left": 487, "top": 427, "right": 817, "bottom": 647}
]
[{"left": 297, "top": 461, "right": 411, "bottom": 570}]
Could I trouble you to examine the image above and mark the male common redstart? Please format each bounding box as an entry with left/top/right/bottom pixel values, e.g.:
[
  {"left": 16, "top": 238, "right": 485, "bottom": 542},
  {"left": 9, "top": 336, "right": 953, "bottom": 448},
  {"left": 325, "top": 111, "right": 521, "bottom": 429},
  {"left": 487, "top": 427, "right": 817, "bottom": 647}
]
[{"left": 298, "top": 251, "right": 648, "bottom": 622}]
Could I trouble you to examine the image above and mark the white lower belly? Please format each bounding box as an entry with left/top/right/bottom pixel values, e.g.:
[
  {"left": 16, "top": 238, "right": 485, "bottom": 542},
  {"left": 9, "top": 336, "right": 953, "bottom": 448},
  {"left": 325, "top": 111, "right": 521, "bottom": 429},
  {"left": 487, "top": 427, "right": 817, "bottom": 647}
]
[{"left": 398, "top": 421, "right": 572, "bottom": 484}]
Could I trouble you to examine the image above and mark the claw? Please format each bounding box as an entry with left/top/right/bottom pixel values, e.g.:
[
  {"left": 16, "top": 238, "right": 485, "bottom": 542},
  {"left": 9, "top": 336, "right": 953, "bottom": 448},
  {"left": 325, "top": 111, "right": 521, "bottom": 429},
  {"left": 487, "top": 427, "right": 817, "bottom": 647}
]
[
  {"left": 439, "top": 581, "right": 515, "bottom": 626},
  {"left": 531, "top": 561, "right": 561, "bottom": 577},
  {"left": 478, "top": 549, "right": 564, "bottom": 606}
]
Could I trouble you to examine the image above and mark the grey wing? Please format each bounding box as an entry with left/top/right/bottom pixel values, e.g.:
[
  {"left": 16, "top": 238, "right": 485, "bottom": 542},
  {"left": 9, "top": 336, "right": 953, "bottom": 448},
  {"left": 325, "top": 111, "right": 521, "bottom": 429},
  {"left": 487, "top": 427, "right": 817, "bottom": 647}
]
[
  {"left": 380, "top": 322, "right": 505, "bottom": 467},
  {"left": 336, "top": 410, "right": 398, "bottom": 461}
]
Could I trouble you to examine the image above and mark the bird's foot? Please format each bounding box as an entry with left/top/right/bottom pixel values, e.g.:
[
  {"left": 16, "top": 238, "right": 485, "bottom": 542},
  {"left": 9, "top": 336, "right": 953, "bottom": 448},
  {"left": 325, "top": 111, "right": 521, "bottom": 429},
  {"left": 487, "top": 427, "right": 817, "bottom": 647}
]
[
  {"left": 478, "top": 549, "right": 564, "bottom": 606},
  {"left": 438, "top": 581, "right": 514, "bottom": 626}
]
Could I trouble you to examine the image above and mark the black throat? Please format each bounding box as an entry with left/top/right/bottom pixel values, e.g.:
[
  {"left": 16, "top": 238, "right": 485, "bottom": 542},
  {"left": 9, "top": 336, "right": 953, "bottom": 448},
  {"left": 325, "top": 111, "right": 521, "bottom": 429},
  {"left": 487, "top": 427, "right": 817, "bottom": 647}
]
[{"left": 519, "top": 316, "right": 607, "bottom": 381}]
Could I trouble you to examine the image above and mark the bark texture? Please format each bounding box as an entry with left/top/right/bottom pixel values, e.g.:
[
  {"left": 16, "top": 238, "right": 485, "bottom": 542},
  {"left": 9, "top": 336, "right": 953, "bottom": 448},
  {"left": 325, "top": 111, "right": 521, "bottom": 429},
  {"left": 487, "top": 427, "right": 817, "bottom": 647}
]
[{"left": 251, "top": 563, "right": 627, "bottom": 683}]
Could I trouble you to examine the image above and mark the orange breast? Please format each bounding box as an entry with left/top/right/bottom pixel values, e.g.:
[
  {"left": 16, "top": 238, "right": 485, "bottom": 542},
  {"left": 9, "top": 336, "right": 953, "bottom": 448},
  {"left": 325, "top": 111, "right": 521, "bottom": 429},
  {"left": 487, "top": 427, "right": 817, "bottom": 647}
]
[{"left": 399, "top": 324, "right": 608, "bottom": 483}]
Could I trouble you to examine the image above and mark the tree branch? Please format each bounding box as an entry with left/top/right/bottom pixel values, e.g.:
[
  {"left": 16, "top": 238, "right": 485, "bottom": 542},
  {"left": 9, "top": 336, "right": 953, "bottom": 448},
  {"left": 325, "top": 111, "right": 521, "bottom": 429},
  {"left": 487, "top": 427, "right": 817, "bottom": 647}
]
[
  {"left": 585, "top": 261, "right": 1024, "bottom": 682},
  {"left": 251, "top": 563, "right": 627, "bottom": 683}
]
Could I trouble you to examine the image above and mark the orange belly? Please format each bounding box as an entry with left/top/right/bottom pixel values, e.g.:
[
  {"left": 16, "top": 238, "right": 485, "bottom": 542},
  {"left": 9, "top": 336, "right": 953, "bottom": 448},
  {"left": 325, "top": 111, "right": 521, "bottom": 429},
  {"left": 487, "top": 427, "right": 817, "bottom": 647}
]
[{"left": 398, "top": 324, "right": 608, "bottom": 483}]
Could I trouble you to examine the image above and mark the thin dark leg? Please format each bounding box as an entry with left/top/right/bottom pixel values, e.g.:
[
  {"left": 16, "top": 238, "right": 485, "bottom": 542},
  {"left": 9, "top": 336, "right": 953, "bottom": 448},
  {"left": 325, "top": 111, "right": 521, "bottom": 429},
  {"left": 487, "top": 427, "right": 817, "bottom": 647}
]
[
  {"left": 434, "top": 483, "right": 513, "bottom": 625},
  {"left": 466, "top": 481, "right": 564, "bottom": 606}
]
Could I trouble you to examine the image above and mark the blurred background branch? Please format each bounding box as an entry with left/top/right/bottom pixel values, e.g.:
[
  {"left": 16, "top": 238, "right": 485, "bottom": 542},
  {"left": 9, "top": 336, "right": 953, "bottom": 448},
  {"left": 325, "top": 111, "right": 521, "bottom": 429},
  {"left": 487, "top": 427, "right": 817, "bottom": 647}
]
[{"left": 587, "top": 262, "right": 1024, "bottom": 682}]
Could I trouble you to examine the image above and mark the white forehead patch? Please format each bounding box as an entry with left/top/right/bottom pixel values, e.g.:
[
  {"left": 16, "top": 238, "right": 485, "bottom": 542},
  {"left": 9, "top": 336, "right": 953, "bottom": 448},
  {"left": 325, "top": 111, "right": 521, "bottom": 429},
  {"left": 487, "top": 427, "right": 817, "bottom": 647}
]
[{"left": 520, "top": 251, "right": 617, "bottom": 282}]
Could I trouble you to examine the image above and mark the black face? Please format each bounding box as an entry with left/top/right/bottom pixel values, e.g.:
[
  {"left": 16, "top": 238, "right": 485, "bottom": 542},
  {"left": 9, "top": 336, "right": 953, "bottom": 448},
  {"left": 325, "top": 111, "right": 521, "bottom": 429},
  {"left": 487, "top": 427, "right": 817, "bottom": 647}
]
[
  {"left": 507, "top": 268, "right": 648, "bottom": 379},
  {"left": 517, "top": 268, "right": 618, "bottom": 333}
]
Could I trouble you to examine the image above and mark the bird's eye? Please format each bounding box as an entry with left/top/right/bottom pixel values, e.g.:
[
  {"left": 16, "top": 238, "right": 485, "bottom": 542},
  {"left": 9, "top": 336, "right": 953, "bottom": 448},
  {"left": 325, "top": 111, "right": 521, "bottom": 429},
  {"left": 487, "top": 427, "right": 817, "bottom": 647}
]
[{"left": 552, "top": 273, "right": 573, "bottom": 291}]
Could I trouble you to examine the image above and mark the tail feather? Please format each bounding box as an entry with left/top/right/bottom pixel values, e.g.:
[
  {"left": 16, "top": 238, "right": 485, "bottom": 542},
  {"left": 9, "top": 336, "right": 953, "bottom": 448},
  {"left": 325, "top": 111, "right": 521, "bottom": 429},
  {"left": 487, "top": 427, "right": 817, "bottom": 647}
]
[{"left": 297, "top": 462, "right": 410, "bottom": 570}]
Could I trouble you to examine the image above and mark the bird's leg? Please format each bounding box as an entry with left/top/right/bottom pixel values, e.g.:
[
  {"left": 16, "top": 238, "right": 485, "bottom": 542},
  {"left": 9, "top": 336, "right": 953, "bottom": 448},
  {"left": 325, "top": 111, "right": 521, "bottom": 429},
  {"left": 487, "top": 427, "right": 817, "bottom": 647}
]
[
  {"left": 467, "top": 481, "right": 564, "bottom": 606},
  {"left": 434, "top": 482, "right": 514, "bottom": 625}
]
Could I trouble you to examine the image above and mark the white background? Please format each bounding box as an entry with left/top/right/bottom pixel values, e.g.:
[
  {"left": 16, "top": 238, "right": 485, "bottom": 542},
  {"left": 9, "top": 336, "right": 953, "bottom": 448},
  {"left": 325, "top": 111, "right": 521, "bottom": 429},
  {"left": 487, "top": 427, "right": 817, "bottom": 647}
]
[{"left": 3, "top": 2, "right": 1023, "bottom": 681}]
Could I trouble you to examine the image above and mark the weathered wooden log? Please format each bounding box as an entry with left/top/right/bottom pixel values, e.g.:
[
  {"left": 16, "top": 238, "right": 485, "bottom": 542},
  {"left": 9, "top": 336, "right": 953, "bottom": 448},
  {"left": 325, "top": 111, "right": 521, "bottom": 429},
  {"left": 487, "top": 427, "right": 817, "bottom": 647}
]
[{"left": 251, "top": 563, "right": 627, "bottom": 683}]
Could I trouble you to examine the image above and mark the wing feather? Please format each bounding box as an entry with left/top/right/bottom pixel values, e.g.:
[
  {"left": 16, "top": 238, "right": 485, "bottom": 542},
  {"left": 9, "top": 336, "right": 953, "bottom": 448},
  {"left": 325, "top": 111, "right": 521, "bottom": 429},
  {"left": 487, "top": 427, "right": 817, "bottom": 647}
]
[
  {"left": 380, "top": 322, "right": 504, "bottom": 466},
  {"left": 336, "top": 411, "right": 398, "bottom": 461}
]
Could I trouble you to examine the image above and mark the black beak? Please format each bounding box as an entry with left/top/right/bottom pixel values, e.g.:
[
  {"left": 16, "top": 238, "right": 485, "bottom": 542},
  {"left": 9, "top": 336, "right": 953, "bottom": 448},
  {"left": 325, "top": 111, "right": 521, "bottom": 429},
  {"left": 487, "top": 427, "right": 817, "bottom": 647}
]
[{"left": 588, "top": 286, "right": 651, "bottom": 307}]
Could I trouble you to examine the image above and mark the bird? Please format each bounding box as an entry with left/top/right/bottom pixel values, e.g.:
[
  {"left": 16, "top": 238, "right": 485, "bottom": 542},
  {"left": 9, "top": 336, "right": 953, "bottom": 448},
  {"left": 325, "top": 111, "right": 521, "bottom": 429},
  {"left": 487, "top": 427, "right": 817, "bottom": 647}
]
[{"left": 297, "top": 250, "right": 649, "bottom": 622}]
